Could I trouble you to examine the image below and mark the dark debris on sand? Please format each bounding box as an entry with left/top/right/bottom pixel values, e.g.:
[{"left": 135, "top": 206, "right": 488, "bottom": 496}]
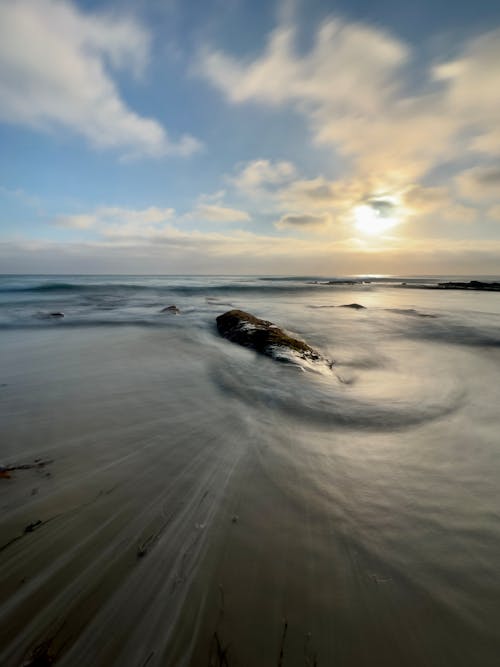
[{"left": 0, "top": 459, "right": 53, "bottom": 480}]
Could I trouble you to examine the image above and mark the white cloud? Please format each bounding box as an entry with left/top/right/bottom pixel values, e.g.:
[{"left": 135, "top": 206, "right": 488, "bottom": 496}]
[
  {"left": 55, "top": 201, "right": 251, "bottom": 236},
  {"left": 56, "top": 213, "right": 97, "bottom": 230},
  {"left": 199, "top": 21, "right": 407, "bottom": 111},
  {"left": 189, "top": 203, "right": 250, "bottom": 223},
  {"left": 0, "top": 0, "right": 201, "bottom": 157},
  {"left": 230, "top": 159, "right": 297, "bottom": 193},
  {"left": 56, "top": 205, "right": 175, "bottom": 232},
  {"left": 198, "top": 17, "right": 500, "bottom": 183}
]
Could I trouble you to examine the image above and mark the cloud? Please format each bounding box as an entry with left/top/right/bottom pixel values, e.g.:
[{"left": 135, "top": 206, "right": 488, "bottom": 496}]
[
  {"left": 403, "top": 185, "right": 450, "bottom": 213},
  {"left": 198, "top": 17, "right": 500, "bottom": 184},
  {"left": 55, "top": 201, "right": 250, "bottom": 237},
  {"left": 456, "top": 165, "right": 500, "bottom": 202},
  {"left": 56, "top": 213, "right": 98, "bottom": 230},
  {"left": 434, "top": 30, "right": 500, "bottom": 156},
  {"left": 230, "top": 159, "right": 296, "bottom": 193},
  {"left": 0, "top": 0, "right": 201, "bottom": 157},
  {"left": 487, "top": 205, "right": 500, "bottom": 222},
  {"left": 199, "top": 20, "right": 407, "bottom": 110},
  {"left": 441, "top": 204, "right": 477, "bottom": 224},
  {"left": 56, "top": 206, "right": 175, "bottom": 232},
  {"left": 5, "top": 233, "right": 500, "bottom": 275},
  {"left": 198, "top": 18, "right": 430, "bottom": 180},
  {"left": 275, "top": 212, "right": 331, "bottom": 230},
  {"left": 189, "top": 203, "right": 250, "bottom": 223},
  {"left": 279, "top": 177, "right": 337, "bottom": 208},
  {"left": 225, "top": 158, "right": 479, "bottom": 240}
]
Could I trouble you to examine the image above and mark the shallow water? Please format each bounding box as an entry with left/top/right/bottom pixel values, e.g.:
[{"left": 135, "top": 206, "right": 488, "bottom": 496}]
[{"left": 1, "top": 275, "right": 500, "bottom": 666}]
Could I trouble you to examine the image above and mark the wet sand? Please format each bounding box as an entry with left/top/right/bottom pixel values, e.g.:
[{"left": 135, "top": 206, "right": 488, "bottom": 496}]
[
  {"left": 0, "top": 328, "right": 246, "bottom": 665},
  {"left": 1, "top": 297, "right": 500, "bottom": 665}
]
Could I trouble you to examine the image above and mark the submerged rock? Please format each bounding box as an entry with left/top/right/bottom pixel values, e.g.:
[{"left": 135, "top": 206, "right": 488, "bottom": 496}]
[
  {"left": 388, "top": 308, "right": 436, "bottom": 318},
  {"left": 216, "top": 309, "right": 331, "bottom": 367},
  {"left": 339, "top": 303, "right": 365, "bottom": 310},
  {"left": 161, "top": 305, "right": 180, "bottom": 314},
  {"left": 49, "top": 312, "right": 64, "bottom": 318}
]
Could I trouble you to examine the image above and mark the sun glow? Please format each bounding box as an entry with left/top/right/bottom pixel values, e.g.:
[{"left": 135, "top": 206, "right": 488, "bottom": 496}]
[{"left": 354, "top": 204, "right": 400, "bottom": 236}]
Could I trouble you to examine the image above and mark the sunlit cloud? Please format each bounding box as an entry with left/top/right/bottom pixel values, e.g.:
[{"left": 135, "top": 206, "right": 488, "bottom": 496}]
[
  {"left": 199, "top": 15, "right": 500, "bottom": 185},
  {"left": 456, "top": 166, "right": 500, "bottom": 202},
  {"left": 56, "top": 206, "right": 175, "bottom": 231},
  {"left": 441, "top": 204, "right": 477, "bottom": 224},
  {"left": 434, "top": 29, "right": 500, "bottom": 156},
  {"left": 487, "top": 205, "right": 500, "bottom": 222},
  {"left": 187, "top": 203, "right": 250, "bottom": 223},
  {"left": 230, "top": 159, "right": 297, "bottom": 194},
  {"left": 402, "top": 185, "right": 450, "bottom": 214}
]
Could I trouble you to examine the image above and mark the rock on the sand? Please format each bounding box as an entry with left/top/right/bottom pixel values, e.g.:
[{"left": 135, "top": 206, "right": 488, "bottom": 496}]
[{"left": 216, "top": 309, "right": 331, "bottom": 366}]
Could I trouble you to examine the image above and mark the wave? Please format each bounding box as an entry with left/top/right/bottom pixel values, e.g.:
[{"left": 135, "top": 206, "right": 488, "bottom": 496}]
[
  {"left": 0, "top": 282, "right": 85, "bottom": 293},
  {"left": 400, "top": 317, "right": 500, "bottom": 348},
  {"left": 0, "top": 281, "right": 157, "bottom": 294},
  {"left": 0, "top": 315, "right": 186, "bottom": 330},
  {"left": 0, "top": 281, "right": 325, "bottom": 296},
  {"left": 210, "top": 350, "right": 465, "bottom": 432}
]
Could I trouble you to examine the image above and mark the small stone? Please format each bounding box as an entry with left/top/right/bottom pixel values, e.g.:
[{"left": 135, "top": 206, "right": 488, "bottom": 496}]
[{"left": 24, "top": 520, "right": 42, "bottom": 533}]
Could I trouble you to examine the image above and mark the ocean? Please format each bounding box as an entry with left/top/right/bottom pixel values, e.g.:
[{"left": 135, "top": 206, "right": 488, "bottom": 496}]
[{"left": 1, "top": 274, "right": 500, "bottom": 666}]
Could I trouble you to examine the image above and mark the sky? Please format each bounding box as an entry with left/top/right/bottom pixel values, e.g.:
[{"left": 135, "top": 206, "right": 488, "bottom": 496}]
[{"left": 1, "top": 0, "right": 500, "bottom": 275}]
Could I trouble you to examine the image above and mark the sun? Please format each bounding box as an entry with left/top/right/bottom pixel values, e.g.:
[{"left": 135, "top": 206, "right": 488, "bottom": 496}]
[{"left": 354, "top": 204, "right": 400, "bottom": 236}]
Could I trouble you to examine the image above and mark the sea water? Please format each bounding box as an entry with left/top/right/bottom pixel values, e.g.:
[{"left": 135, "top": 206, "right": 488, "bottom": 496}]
[{"left": 0, "top": 275, "right": 499, "bottom": 666}]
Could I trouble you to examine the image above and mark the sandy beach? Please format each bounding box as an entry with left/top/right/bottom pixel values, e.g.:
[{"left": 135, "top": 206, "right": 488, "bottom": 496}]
[{"left": 1, "top": 277, "right": 500, "bottom": 666}]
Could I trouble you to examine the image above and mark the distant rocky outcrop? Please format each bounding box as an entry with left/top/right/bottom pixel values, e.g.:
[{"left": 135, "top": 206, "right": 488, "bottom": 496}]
[
  {"left": 339, "top": 303, "right": 365, "bottom": 310},
  {"left": 399, "top": 280, "right": 500, "bottom": 292},
  {"left": 216, "top": 309, "right": 332, "bottom": 367},
  {"left": 310, "top": 280, "right": 359, "bottom": 285},
  {"left": 161, "top": 305, "right": 180, "bottom": 314},
  {"left": 437, "top": 281, "right": 500, "bottom": 292}
]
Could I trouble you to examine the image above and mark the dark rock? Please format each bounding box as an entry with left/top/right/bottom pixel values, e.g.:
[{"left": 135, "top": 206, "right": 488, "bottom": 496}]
[
  {"left": 437, "top": 280, "right": 500, "bottom": 291},
  {"left": 400, "top": 280, "right": 500, "bottom": 292},
  {"left": 216, "top": 309, "right": 331, "bottom": 366},
  {"left": 315, "top": 280, "right": 358, "bottom": 285},
  {"left": 339, "top": 303, "right": 366, "bottom": 310},
  {"left": 24, "top": 520, "right": 42, "bottom": 533},
  {"left": 161, "top": 305, "right": 180, "bottom": 314},
  {"left": 49, "top": 312, "right": 64, "bottom": 318}
]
